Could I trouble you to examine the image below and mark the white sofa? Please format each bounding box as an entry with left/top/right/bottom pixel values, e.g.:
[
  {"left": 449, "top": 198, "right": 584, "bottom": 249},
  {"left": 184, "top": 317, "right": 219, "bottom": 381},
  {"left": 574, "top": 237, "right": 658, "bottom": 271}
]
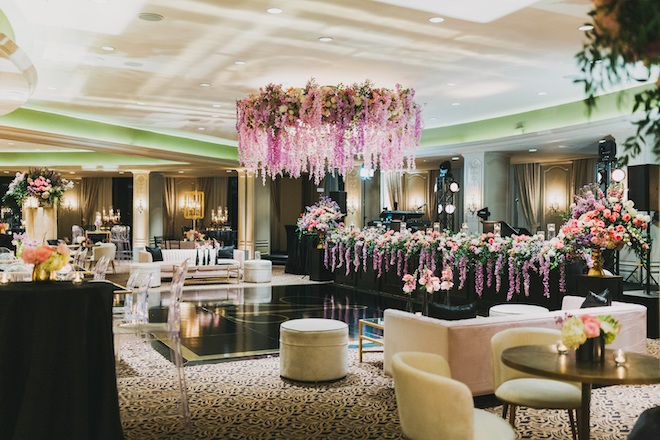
[
  {"left": 384, "top": 296, "right": 648, "bottom": 396},
  {"left": 139, "top": 248, "right": 244, "bottom": 280}
]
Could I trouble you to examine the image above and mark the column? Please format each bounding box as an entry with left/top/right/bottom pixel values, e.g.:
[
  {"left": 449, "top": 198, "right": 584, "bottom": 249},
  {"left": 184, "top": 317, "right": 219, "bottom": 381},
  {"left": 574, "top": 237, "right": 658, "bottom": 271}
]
[
  {"left": 132, "top": 171, "right": 150, "bottom": 258},
  {"left": 462, "top": 152, "right": 485, "bottom": 234},
  {"left": 237, "top": 170, "right": 255, "bottom": 259}
]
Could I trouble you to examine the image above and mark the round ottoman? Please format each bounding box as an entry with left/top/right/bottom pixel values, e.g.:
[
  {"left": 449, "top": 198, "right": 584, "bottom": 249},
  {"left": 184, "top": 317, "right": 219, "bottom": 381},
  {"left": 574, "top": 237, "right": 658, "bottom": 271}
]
[
  {"left": 279, "top": 318, "right": 348, "bottom": 382},
  {"left": 244, "top": 259, "right": 272, "bottom": 283},
  {"left": 489, "top": 304, "right": 549, "bottom": 317},
  {"left": 128, "top": 262, "right": 161, "bottom": 287}
]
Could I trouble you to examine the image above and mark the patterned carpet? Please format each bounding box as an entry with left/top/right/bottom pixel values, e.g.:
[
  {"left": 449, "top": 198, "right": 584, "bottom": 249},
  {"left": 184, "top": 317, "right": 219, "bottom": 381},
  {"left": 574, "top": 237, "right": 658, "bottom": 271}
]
[{"left": 117, "top": 339, "right": 660, "bottom": 439}]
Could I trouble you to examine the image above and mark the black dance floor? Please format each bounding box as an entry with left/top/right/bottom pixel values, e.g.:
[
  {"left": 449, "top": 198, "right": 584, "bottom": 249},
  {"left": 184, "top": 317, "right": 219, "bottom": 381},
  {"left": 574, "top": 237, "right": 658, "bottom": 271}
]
[{"left": 149, "top": 284, "right": 407, "bottom": 365}]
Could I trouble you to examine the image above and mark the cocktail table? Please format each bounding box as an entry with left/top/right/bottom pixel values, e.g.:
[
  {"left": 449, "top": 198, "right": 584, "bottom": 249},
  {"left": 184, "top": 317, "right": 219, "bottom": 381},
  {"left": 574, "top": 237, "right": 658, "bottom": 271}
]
[
  {"left": 186, "top": 263, "right": 240, "bottom": 284},
  {"left": 502, "top": 344, "right": 660, "bottom": 439}
]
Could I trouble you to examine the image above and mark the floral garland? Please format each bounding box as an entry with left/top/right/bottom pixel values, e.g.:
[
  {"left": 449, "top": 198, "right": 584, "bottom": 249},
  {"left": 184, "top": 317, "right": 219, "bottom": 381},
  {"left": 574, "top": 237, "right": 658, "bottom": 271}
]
[
  {"left": 3, "top": 168, "right": 73, "bottom": 207},
  {"left": 296, "top": 196, "right": 344, "bottom": 234},
  {"left": 236, "top": 79, "right": 423, "bottom": 184},
  {"left": 577, "top": 0, "right": 660, "bottom": 161}
]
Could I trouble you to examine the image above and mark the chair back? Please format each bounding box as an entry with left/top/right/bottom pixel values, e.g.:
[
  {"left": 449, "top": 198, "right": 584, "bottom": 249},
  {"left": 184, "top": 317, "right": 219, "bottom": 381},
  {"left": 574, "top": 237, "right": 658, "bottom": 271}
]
[
  {"left": 72, "top": 225, "right": 84, "bottom": 243},
  {"left": 93, "top": 256, "right": 110, "bottom": 280},
  {"left": 73, "top": 247, "right": 88, "bottom": 270},
  {"left": 392, "top": 352, "right": 474, "bottom": 440},
  {"left": 167, "top": 260, "right": 189, "bottom": 333},
  {"left": 0, "top": 247, "right": 11, "bottom": 254},
  {"left": 120, "top": 269, "right": 141, "bottom": 315},
  {"left": 491, "top": 327, "right": 562, "bottom": 389},
  {"left": 93, "top": 243, "right": 116, "bottom": 261},
  {"left": 5, "top": 263, "right": 31, "bottom": 281}
]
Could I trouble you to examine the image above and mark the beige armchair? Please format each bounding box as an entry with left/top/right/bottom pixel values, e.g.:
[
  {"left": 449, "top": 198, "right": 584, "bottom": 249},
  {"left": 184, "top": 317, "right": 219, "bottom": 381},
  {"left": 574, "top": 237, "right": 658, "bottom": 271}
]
[
  {"left": 91, "top": 243, "right": 116, "bottom": 273},
  {"left": 491, "top": 327, "right": 581, "bottom": 439},
  {"left": 392, "top": 352, "right": 515, "bottom": 440}
]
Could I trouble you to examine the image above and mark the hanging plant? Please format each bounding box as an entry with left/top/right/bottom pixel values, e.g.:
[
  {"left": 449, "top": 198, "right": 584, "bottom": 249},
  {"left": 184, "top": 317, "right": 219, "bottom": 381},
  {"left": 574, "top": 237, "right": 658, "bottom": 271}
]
[{"left": 576, "top": 0, "right": 660, "bottom": 162}]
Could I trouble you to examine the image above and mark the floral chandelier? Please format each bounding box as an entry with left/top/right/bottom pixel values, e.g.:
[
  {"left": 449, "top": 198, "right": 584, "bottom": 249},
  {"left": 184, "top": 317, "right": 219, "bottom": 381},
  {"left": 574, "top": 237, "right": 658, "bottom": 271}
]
[{"left": 236, "top": 79, "right": 423, "bottom": 184}]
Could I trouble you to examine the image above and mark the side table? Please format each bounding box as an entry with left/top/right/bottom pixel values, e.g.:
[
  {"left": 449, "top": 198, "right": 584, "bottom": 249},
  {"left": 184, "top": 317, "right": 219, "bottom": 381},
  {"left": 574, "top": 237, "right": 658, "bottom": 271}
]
[{"left": 359, "top": 317, "right": 384, "bottom": 362}]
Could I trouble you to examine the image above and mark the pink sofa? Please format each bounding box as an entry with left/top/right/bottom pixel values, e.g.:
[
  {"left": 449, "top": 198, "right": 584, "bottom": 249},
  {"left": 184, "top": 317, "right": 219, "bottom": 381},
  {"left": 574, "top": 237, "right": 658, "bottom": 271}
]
[{"left": 383, "top": 296, "right": 648, "bottom": 396}]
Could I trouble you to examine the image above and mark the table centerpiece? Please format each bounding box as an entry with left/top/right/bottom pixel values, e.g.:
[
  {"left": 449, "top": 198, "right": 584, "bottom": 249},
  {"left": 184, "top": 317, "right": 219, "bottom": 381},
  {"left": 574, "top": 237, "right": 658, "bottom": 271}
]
[
  {"left": 21, "top": 243, "right": 71, "bottom": 281},
  {"left": 296, "top": 196, "right": 344, "bottom": 249},
  {"left": 560, "top": 313, "right": 621, "bottom": 362}
]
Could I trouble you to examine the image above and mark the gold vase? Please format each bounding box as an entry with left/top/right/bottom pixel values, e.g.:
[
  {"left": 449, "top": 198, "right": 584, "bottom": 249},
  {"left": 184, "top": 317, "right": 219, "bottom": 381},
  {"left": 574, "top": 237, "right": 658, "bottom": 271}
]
[
  {"left": 32, "top": 264, "right": 54, "bottom": 282},
  {"left": 588, "top": 248, "right": 605, "bottom": 277}
]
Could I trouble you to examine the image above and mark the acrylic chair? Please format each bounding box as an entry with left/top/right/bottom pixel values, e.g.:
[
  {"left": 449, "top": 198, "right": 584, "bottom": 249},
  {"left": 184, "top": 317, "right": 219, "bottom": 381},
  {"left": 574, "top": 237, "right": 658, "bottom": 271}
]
[
  {"left": 392, "top": 352, "right": 515, "bottom": 440},
  {"left": 491, "top": 327, "right": 581, "bottom": 440},
  {"left": 115, "top": 260, "right": 191, "bottom": 438},
  {"left": 112, "top": 269, "right": 141, "bottom": 317},
  {"left": 71, "top": 247, "right": 89, "bottom": 271},
  {"left": 4, "top": 262, "right": 31, "bottom": 281},
  {"left": 92, "top": 256, "right": 110, "bottom": 281}
]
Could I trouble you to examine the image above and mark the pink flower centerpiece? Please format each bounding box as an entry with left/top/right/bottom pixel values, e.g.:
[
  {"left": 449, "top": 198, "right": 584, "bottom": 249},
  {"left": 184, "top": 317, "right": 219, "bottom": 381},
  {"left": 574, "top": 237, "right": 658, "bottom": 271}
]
[{"left": 22, "top": 243, "right": 71, "bottom": 281}]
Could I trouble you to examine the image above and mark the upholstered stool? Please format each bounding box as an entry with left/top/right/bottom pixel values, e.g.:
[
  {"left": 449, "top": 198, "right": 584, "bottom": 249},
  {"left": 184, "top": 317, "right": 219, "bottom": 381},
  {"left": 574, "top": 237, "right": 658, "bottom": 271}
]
[
  {"left": 244, "top": 259, "right": 272, "bottom": 283},
  {"left": 489, "top": 304, "right": 549, "bottom": 317},
  {"left": 128, "top": 262, "right": 161, "bottom": 287},
  {"left": 280, "top": 318, "right": 348, "bottom": 382}
]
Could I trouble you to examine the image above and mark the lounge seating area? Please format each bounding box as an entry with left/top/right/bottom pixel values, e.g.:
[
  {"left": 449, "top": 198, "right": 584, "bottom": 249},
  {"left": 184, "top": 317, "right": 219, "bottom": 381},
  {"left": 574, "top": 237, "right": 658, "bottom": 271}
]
[{"left": 139, "top": 247, "right": 245, "bottom": 281}]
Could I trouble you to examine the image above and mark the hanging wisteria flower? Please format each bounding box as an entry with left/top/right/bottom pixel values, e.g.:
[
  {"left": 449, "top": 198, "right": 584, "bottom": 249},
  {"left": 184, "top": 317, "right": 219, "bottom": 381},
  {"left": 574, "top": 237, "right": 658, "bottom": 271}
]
[{"left": 236, "top": 79, "right": 423, "bottom": 184}]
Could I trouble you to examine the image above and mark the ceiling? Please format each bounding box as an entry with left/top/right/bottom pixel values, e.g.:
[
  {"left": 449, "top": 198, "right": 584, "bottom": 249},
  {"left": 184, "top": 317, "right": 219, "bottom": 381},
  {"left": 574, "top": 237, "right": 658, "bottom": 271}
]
[{"left": 0, "top": 0, "right": 654, "bottom": 177}]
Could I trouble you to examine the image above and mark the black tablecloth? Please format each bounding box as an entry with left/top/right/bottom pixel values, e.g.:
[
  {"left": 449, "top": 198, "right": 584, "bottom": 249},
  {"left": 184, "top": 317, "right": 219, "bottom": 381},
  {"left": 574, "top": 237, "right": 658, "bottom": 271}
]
[
  {"left": 285, "top": 228, "right": 319, "bottom": 275},
  {"left": 0, "top": 281, "right": 124, "bottom": 440}
]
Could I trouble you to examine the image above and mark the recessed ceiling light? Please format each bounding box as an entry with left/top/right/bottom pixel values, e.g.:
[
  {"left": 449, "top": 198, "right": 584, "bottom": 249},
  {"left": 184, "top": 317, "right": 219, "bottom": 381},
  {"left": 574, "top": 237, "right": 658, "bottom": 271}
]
[
  {"left": 429, "top": 16, "right": 444, "bottom": 23},
  {"left": 318, "top": 37, "right": 333, "bottom": 42},
  {"left": 579, "top": 25, "right": 594, "bottom": 31},
  {"left": 529, "top": 148, "right": 538, "bottom": 152},
  {"left": 446, "top": 83, "right": 456, "bottom": 86},
  {"left": 178, "top": 171, "right": 184, "bottom": 174},
  {"left": 200, "top": 83, "right": 211, "bottom": 87},
  {"left": 537, "top": 91, "right": 548, "bottom": 95},
  {"left": 3, "top": 171, "right": 8, "bottom": 174},
  {"left": 137, "top": 102, "right": 146, "bottom": 105},
  {"left": 234, "top": 60, "right": 247, "bottom": 65},
  {"left": 119, "top": 171, "right": 124, "bottom": 174},
  {"left": 429, "top": 117, "right": 437, "bottom": 120},
  {"left": 138, "top": 13, "right": 164, "bottom": 22},
  {"left": 125, "top": 61, "right": 143, "bottom": 67},
  {"left": 267, "top": 7, "right": 283, "bottom": 14},
  {"left": 212, "top": 114, "right": 220, "bottom": 118},
  {"left": 101, "top": 46, "right": 115, "bottom": 51},
  {"left": 212, "top": 104, "right": 222, "bottom": 108},
  {"left": 452, "top": 156, "right": 460, "bottom": 161},
  {"left": 558, "top": 145, "right": 567, "bottom": 149},
  {"left": 69, "top": 171, "right": 75, "bottom": 174},
  {"left": 8, "top": 142, "right": 13, "bottom": 145},
  {"left": 599, "top": 139, "right": 606, "bottom": 143},
  {"left": 47, "top": 86, "right": 57, "bottom": 90},
  {"left": 198, "top": 127, "right": 205, "bottom": 130},
  {"left": 451, "top": 102, "right": 460, "bottom": 106},
  {"left": 226, "top": 170, "right": 233, "bottom": 173}
]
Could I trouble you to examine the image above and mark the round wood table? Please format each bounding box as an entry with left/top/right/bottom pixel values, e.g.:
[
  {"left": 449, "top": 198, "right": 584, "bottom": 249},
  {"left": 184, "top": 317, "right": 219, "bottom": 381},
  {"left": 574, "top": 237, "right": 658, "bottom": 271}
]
[{"left": 502, "top": 344, "right": 660, "bottom": 440}]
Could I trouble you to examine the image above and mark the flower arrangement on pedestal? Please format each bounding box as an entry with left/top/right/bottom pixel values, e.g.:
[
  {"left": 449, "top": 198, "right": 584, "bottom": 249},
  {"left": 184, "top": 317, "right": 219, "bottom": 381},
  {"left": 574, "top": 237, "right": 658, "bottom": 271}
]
[
  {"left": 236, "top": 79, "right": 423, "bottom": 184},
  {"left": 184, "top": 229, "right": 205, "bottom": 242},
  {"left": 577, "top": 0, "right": 660, "bottom": 160},
  {"left": 560, "top": 313, "right": 620, "bottom": 362},
  {"left": 21, "top": 243, "right": 71, "bottom": 281},
  {"left": 2, "top": 168, "right": 73, "bottom": 207},
  {"left": 559, "top": 183, "right": 650, "bottom": 275},
  {"left": 296, "top": 196, "right": 344, "bottom": 238}
]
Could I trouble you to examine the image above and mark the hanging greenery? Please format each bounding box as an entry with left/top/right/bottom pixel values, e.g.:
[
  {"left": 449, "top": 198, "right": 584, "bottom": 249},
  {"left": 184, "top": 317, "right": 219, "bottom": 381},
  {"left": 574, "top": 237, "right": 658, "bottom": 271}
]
[{"left": 577, "top": 0, "right": 660, "bottom": 163}]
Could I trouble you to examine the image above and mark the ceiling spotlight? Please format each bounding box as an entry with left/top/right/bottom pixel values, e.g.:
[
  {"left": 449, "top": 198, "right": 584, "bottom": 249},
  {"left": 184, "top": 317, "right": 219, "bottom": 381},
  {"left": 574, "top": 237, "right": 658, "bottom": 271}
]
[
  {"left": 200, "top": 83, "right": 211, "bottom": 87},
  {"left": 137, "top": 102, "right": 146, "bottom": 105},
  {"left": 138, "top": 13, "right": 164, "bottom": 22},
  {"left": 69, "top": 171, "right": 75, "bottom": 174},
  {"left": 212, "top": 114, "right": 220, "bottom": 118},
  {"left": 579, "top": 25, "right": 594, "bottom": 31},
  {"left": 119, "top": 171, "right": 124, "bottom": 174},
  {"left": 611, "top": 168, "right": 626, "bottom": 182},
  {"left": 529, "top": 148, "right": 538, "bottom": 152},
  {"left": 452, "top": 156, "right": 460, "bottom": 161},
  {"left": 47, "top": 86, "right": 57, "bottom": 90},
  {"left": 8, "top": 142, "right": 14, "bottom": 145},
  {"left": 318, "top": 36, "right": 333, "bottom": 42},
  {"left": 3, "top": 171, "right": 8, "bottom": 174},
  {"left": 429, "top": 16, "right": 445, "bottom": 23},
  {"left": 437, "top": 204, "right": 443, "bottom": 214},
  {"left": 212, "top": 104, "right": 222, "bottom": 108},
  {"left": 445, "top": 204, "right": 456, "bottom": 215},
  {"left": 537, "top": 92, "right": 548, "bottom": 95},
  {"left": 198, "top": 127, "right": 205, "bottom": 130},
  {"left": 558, "top": 145, "right": 567, "bottom": 148},
  {"left": 179, "top": 171, "right": 184, "bottom": 174},
  {"left": 452, "top": 102, "right": 460, "bottom": 106},
  {"left": 449, "top": 182, "right": 460, "bottom": 193},
  {"left": 100, "top": 46, "right": 115, "bottom": 51},
  {"left": 234, "top": 60, "right": 247, "bottom": 65},
  {"left": 429, "top": 117, "right": 437, "bottom": 120},
  {"left": 267, "top": 7, "right": 283, "bottom": 14}
]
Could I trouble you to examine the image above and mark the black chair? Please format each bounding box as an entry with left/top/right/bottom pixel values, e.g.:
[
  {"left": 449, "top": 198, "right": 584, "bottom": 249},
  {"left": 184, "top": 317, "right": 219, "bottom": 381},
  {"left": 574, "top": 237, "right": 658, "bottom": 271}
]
[{"left": 629, "top": 406, "right": 660, "bottom": 440}]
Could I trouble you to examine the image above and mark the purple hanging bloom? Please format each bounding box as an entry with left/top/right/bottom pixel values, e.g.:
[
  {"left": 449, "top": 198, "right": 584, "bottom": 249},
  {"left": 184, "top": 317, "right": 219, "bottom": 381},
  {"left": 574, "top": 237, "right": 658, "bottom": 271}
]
[
  {"left": 507, "top": 257, "right": 515, "bottom": 300},
  {"left": 487, "top": 258, "right": 493, "bottom": 288},
  {"left": 559, "top": 255, "right": 566, "bottom": 293},
  {"left": 522, "top": 260, "right": 530, "bottom": 297},
  {"left": 459, "top": 256, "right": 467, "bottom": 290},
  {"left": 475, "top": 262, "right": 484, "bottom": 297}
]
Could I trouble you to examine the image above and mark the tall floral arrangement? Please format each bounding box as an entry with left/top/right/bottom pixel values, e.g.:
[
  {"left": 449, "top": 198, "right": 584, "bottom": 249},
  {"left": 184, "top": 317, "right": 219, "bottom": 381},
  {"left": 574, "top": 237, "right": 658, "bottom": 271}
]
[
  {"left": 3, "top": 168, "right": 73, "bottom": 207},
  {"left": 559, "top": 183, "right": 650, "bottom": 260},
  {"left": 296, "top": 196, "right": 344, "bottom": 235},
  {"left": 236, "top": 79, "right": 423, "bottom": 184}
]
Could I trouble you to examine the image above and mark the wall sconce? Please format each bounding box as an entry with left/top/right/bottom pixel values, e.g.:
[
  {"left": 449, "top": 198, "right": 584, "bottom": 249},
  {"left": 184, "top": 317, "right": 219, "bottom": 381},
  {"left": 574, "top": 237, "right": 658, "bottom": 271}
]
[
  {"left": 466, "top": 196, "right": 478, "bottom": 217},
  {"left": 136, "top": 200, "right": 145, "bottom": 214},
  {"left": 64, "top": 199, "right": 74, "bottom": 211},
  {"left": 548, "top": 197, "right": 561, "bottom": 216},
  {"left": 347, "top": 199, "right": 358, "bottom": 215}
]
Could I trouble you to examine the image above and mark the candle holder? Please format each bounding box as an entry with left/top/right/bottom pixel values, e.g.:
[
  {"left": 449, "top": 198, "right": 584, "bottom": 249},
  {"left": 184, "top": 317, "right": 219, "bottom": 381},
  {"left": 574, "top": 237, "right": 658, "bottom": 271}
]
[
  {"left": 556, "top": 340, "right": 568, "bottom": 355},
  {"left": 0, "top": 272, "right": 8, "bottom": 284},
  {"left": 614, "top": 349, "right": 627, "bottom": 366},
  {"left": 72, "top": 272, "right": 83, "bottom": 284}
]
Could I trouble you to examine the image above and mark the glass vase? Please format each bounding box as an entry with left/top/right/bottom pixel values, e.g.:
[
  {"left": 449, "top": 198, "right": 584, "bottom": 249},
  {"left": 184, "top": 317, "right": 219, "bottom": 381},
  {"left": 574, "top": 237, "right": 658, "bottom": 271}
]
[{"left": 576, "top": 335, "right": 605, "bottom": 362}]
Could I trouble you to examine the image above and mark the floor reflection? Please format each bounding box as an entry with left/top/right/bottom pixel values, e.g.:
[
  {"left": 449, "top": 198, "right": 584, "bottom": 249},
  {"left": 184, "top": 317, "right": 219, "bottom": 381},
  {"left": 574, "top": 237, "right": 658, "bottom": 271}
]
[{"left": 150, "top": 284, "right": 406, "bottom": 364}]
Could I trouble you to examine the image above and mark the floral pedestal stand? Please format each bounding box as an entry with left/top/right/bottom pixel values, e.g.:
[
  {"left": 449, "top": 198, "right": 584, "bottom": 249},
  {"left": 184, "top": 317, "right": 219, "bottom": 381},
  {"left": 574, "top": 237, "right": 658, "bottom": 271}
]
[{"left": 23, "top": 203, "right": 57, "bottom": 243}]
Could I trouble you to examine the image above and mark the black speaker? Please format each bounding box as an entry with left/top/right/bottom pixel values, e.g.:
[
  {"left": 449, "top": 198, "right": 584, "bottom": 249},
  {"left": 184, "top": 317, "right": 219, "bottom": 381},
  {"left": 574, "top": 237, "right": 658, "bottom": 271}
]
[
  {"left": 598, "top": 140, "right": 616, "bottom": 162},
  {"left": 329, "top": 190, "right": 347, "bottom": 214},
  {"left": 628, "top": 164, "right": 659, "bottom": 212}
]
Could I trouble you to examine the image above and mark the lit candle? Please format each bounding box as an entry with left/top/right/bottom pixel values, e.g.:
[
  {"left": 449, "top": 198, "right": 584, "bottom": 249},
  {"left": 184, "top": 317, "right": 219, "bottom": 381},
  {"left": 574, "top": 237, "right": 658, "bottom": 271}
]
[
  {"left": 614, "top": 349, "right": 627, "bottom": 366},
  {"left": 556, "top": 340, "right": 568, "bottom": 354},
  {"left": 0, "top": 272, "right": 8, "bottom": 284},
  {"left": 73, "top": 272, "right": 82, "bottom": 284}
]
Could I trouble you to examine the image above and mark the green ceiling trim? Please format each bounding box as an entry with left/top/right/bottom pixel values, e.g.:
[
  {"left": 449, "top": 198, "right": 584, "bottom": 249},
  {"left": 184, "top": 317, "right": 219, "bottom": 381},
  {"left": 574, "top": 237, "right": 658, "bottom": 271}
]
[
  {"left": 0, "top": 152, "right": 183, "bottom": 167},
  {"left": 0, "top": 108, "right": 238, "bottom": 161},
  {"left": 0, "top": 10, "right": 16, "bottom": 41},
  {"left": 419, "top": 84, "right": 655, "bottom": 148}
]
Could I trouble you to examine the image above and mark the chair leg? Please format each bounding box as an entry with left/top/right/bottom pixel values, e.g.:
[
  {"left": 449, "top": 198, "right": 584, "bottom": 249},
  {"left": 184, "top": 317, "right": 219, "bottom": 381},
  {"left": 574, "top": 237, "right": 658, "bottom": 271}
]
[
  {"left": 508, "top": 405, "right": 516, "bottom": 428},
  {"left": 501, "top": 403, "right": 509, "bottom": 419},
  {"left": 569, "top": 409, "right": 579, "bottom": 440}
]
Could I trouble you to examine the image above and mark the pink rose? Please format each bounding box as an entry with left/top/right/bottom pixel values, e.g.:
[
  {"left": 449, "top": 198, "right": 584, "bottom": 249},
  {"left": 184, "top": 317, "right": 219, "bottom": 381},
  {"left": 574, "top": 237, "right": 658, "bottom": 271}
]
[
  {"left": 35, "top": 246, "right": 54, "bottom": 264},
  {"left": 623, "top": 213, "right": 631, "bottom": 222},
  {"left": 581, "top": 315, "right": 601, "bottom": 338},
  {"left": 21, "top": 247, "right": 38, "bottom": 265}
]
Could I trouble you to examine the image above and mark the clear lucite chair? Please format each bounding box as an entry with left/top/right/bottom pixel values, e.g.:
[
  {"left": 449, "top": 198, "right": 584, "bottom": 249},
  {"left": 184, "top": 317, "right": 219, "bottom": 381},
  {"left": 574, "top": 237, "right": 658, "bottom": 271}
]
[
  {"left": 72, "top": 247, "right": 89, "bottom": 271},
  {"left": 115, "top": 260, "right": 191, "bottom": 438},
  {"left": 92, "top": 256, "right": 110, "bottom": 281},
  {"left": 112, "top": 269, "right": 141, "bottom": 317},
  {"left": 5, "top": 263, "right": 31, "bottom": 281},
  {"left": 0, "top": 247, "right": 12, "bottom": 254}
]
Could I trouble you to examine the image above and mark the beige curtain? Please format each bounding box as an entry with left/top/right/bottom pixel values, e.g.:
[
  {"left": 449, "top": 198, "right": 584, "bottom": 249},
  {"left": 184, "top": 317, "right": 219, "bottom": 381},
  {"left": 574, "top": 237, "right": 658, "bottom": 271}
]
[
  {"left": 198, "top": 177, "right": 229, "bottom": 226},
  {"left": 163, "top": 177, "right": 176, "bottom": 237},
  {"left": 573, "top": 158, "right": 597, "bottom": 196},
  {"left": 513, "top": 163, "right": 541, "bottom": 233},
  {"left": 81, "top": 177, "right": 102, "bottom": 228},
  {"left": 385, "top": 172, "right": 402, "bottom": 210}
]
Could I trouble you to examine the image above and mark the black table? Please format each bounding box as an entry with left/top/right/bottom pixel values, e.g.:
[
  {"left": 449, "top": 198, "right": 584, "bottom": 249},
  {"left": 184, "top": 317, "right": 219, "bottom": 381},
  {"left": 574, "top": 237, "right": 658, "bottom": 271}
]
[{"left": 0, "top": 281, "right": 124, "bottom": 440}]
